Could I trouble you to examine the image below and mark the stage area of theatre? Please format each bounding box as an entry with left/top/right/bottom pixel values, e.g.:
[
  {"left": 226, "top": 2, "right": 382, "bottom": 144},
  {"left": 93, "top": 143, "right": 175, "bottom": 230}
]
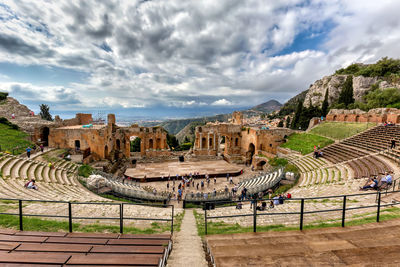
[{"left": 124, "top": 160, "right": 243, "bottom": 181}]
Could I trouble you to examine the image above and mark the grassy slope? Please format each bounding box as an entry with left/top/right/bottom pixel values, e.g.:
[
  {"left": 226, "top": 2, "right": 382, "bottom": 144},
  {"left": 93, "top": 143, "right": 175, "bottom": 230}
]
[
  {"left": 280, "top": 133, "right": 334, "bottom": 155},
  {"left": 309, "top": 122, "right": 376, "bottom": 140},
  {"left": 0, "top": 123, "right": 32, "bottom": 154}
]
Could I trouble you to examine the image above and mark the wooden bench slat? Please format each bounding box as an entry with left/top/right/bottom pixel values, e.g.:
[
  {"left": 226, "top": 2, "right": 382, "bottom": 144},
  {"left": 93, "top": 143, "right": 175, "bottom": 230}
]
[
  {"left": 90, "top": 245, "right": 164, "bottom": 254},
  {"left": 66, "top": 254, "right": 160, "bottom": 266},
  {"left": 119, "top": 234, "right": 171, "bottom": 240},
  {"left": 0, "top": 242, "right": 19, "bottom": 251},
  {"left": 0, "top": 235, "right": 47, "bottom": 243},
  {"left": 0, "top": 252, "right": 70, "bottom": 264},
  {"left": 15, "top": 231, "right": 67, "bottom": 237},
  {"left": 16, "top": 243, "right": 92, "bottom": 253},
  {"left": 107, "top": 239, "right": 169, "bottom": 246},
  {"left": 45, "top": 237, "right": 108, "bottom": 245},
  {"left": 66, "top": 233, "right": 120, "bottom": 239}
]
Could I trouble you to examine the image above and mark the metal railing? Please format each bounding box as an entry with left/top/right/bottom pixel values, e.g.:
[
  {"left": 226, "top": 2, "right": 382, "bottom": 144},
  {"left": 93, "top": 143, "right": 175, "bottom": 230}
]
[
  {"left": 0, "top": 198, "right": 175, "bottom": 234},
  {"left": 203, "top": 189, "right": 400, "bottom": 235}
]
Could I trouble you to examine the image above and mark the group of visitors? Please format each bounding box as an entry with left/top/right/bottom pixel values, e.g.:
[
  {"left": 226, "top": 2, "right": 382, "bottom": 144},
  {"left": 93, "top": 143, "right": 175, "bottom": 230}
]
[
  {"left": 384, "top": 121, "right": 395, "bottom": 127},
  {"left": 236, "top": 192, "right": 292, "bottom": 210},
  {"left": 25, "top": 144, "right": 45, "bottom": 159},
  {"left": 360, "top": 172, "right": 393, "bottom": 191},
  {"left": 313, "top": 144, "right": 323, "bottom": 159}
]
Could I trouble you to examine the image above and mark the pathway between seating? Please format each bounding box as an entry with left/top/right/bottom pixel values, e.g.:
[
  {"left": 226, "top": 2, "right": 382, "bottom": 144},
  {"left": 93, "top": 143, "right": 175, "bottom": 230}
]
[{"left": 167, "top": 210, "right": 207, "bottom": 267}]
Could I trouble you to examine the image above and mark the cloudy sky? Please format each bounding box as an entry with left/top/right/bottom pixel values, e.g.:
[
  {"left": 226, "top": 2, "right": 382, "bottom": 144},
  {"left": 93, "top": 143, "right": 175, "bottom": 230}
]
[{"left": 1, "top": 0, "right": 400, "bottom": 119}]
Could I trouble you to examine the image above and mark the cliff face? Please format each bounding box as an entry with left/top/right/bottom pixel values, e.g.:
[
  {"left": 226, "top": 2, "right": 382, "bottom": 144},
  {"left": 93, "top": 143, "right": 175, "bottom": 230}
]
[
  {"left": 303, "top": 75, "right": 400, "bottom": 108},
  {"left": 0, "top": 97, "right": 55, "bottom": 133}
]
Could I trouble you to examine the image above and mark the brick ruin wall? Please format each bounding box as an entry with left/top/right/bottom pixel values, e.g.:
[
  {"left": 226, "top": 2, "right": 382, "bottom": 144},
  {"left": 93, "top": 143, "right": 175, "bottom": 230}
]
[{"left": 326, "top": 108, "right": 400, "bottom": 124}]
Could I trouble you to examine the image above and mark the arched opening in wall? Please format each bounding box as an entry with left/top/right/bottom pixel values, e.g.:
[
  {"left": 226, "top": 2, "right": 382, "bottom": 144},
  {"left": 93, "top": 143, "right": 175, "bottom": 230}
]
[
  {"left": 198, "top": 127, "right": 202, "bottom": 133},
  {"left": 116, "top": 139, "right": 121, "bottom": 150},
  {"left": 355, "top": 115, "right": 360, "bottom": 122},
  {"left": 74, "top": 140, "right": 80, "bottom": 151},
  {"left": 209, "top": 137, "right": 213, "bottom": 148},
  {"left": 344, "top": 115, "right": 348, "bottom": 122},
  {"left": 259, "top": 144, "right": 263, "bottom": 151},
  {"left": 149, "top": 139, "right": 154, "bottom": 149},
  {"left": 156, "top": 138, "right": 161, "bottom": 150},
  {"left": 218, "top": 136, "right": 226, "bottom": 152},
  {"left": 235, "top": 138, "right": 239, "bottom": 147},
  {"left": 247, "top": 143, "right": 255, "bottom": 165},
  {"left": 104, "top": 145, "right": 109, "bottom": 158},
  {"left": 201, "top": 137, "right": 207, "bottom": 149},
  {"left": 130, "top": 136, "right": 141, "bottom": 152},
  {"left": 333, "top": 115, "right": 337, "bottom": 121},
  {"left": 41, "top": 127, "right": 50, "bottom": 146},
  {"left": 257, "top": 161, "right": 267, "bottom": 170}
]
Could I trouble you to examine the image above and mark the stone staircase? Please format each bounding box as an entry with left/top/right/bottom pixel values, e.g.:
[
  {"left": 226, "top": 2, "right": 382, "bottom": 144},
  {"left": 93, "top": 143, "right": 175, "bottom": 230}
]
[{"left": 0, "top": 152, "right": 106, "bottom": 202}]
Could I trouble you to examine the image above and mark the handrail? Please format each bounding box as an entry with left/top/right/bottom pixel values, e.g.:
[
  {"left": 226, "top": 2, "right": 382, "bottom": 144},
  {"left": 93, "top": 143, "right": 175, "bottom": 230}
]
[
  {"left": 202, "top": 189, "right": 400, "bottom": 235},
  {"left": 0, "top": 197, "right": 175, "bottom": 234}
]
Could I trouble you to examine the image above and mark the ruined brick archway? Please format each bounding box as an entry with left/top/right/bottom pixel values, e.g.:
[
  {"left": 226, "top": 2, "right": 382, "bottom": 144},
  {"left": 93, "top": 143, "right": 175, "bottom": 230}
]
[{"left": 247, "top": 143, "right": 255, "bottom": 165}]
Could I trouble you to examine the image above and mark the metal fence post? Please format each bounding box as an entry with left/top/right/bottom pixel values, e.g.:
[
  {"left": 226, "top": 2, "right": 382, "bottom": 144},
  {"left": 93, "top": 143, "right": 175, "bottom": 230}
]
[
  {"left": 120, "top": 203, "right": 124, "bottom": 234},
  {"left": 18, "top": 200, "right": 23, "bottom": 231},
  {"left": 68, "top": 202, "right": 72, "bottom": 232},
  {"left": 377, "top": 192, "right": 381, "bottom": 222},
  {"left": 204, "top": 204, "right": 208, "bottom": 235},
  {"left": 171, "top": 205, "right": 174, "bottom": 234},
  {"left": 342, "top": 196, "right": 347, "bottom": 227},
  {"left": 300, "top": 199, "right": 304, "bottom": 231},
  {"left": 253, "top": 199, "right": 257, "bottom": 233}
]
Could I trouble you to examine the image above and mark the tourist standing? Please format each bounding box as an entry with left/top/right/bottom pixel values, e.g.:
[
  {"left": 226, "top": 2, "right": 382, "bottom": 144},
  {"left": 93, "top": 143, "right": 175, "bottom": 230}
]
[
  {"left": 26, "top": 146, "right": 31, "bottom": 158},
  {"left": 391, "top": 138, "right": 396, "bottom": 149},
  {"left": 40, "top": 144, "right": 44, "bottom": 153}
]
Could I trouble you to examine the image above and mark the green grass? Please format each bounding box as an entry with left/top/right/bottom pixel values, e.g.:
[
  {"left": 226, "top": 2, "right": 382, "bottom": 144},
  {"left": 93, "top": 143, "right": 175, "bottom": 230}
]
[
  {"left": 78, "top": 164, "right": 94, "bottom": 178},
  {"left": 280, "top": 133, "right": 334, "bottom": 155},
  {"left": 309, "top": 122, "right": 375, "bottom": 140},
  {"left": 0, "top": 123, "right": 33, "bottom": 154},
  {"left": 0, "top": 209, "right": 185, "bottom": 234},
  {"left": 194, "top": 206, "right": 400, "bottom": 236}
]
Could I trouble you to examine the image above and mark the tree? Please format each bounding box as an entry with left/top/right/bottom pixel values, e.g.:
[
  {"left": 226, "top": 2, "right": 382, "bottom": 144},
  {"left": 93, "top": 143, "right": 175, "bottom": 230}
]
[
  {"left": 39, "top": 104, "right": 53, "bottom": 121},
  {"left": 130, "top": 137, "right": 141, "bottom": 152},
  {"left": 285, "top": 116, "right": 291, "bottom": 128},
  {"left": 338, "top": 75, "right": 354, "bottom": 107},
  {"left": 166, "top": 134, "right": 179, "bottom": 150},
  {"left": 291, "top": 100, "right": 303, "bottom": 129},
  {"left": 321, "top": 88, "right": 329, "bottom": 116},
  {"left": 277, "top": 120, "right": 284, "bottom": 127}
]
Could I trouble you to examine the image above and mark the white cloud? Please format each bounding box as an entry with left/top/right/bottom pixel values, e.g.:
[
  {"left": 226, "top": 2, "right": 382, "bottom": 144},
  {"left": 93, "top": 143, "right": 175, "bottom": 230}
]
[
  {"left": 211, "top": 99, "right": 233, "bottom": 106},
  {"left": 0, "top": 0, "right": 399, "bottom": 114}
]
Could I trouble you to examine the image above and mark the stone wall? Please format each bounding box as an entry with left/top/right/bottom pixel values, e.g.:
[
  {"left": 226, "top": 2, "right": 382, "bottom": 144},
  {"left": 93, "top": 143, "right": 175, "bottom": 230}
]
[
  {"left": 48, "top": 114, "right": 171, "bottom": 162},
  {"left": 326, "top": 108, "right": 400, "bottom": 123},
  {"left": 193, "top": 112, "right": 293, "bottom": 166}
]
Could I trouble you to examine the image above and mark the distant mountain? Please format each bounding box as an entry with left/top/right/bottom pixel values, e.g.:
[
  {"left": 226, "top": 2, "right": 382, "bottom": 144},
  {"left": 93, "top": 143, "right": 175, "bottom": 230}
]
[{"left": 248, "top": 100, "right": 282, "bottom": 113}]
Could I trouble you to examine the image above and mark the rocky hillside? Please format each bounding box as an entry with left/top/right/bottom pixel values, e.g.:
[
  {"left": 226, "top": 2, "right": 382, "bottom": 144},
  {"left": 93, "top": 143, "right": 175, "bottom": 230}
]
[
  {"left": 0, "top": 97, "right": 54, "bottom": 134},
  {"left": 303, "top": 58, "right": 400, "bottom": 108}
]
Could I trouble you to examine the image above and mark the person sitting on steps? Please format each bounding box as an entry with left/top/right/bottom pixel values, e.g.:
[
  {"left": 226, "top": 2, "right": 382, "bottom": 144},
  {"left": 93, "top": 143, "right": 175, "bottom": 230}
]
[{"left": 24, "top": 179, "right": 38, "bottom": 190}]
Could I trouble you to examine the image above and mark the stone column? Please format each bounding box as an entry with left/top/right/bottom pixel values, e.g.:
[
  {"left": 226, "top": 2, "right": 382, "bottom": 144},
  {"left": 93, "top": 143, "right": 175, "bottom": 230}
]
[
  {"left": 199, "top": 133, "right": 203, "bottom": 150},
  {"left": 207, "top": 133, "right": 210, "bottom": 150},
  {"left": 213, "top": 133, "right": 216, "bottom": 150}
]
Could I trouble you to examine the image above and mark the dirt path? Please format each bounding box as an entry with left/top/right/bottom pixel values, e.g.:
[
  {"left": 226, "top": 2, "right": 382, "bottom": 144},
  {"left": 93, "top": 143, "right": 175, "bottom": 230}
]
[{"left": 167, "top": 210, "right": 207, "bottom": 267}]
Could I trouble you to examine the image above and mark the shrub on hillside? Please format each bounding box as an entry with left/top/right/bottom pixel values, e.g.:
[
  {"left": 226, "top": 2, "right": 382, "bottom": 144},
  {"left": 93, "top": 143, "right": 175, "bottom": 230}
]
[
  {"left": 78, "top": 164, "right": 94, "bottom": 178},
  {"left": 0, "top": 92, "right": 8, "bottom": 101},
  {"left": 0, "top": 117, "right": 19, "bottom": 130},
  {"left": 335, "top": 57, "right": 400, "bottom": 77}
]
